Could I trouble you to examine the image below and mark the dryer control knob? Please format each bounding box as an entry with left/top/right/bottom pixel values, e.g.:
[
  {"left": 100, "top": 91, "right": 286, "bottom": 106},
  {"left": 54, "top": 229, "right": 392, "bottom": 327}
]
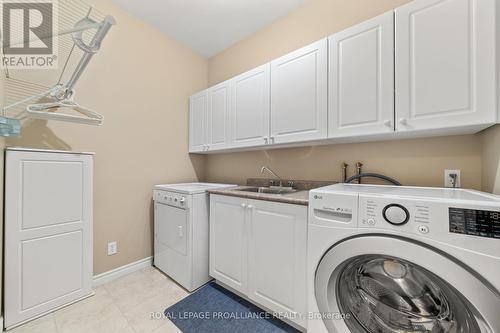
[{"left": 383, "top": 204, "right": 410, "bottom": 226}]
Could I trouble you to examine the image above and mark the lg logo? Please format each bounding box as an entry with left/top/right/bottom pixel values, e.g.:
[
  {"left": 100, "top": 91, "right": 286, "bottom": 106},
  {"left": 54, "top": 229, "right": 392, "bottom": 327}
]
[{"left": 314, "top": 195, "right": 323, "bottom": 200}]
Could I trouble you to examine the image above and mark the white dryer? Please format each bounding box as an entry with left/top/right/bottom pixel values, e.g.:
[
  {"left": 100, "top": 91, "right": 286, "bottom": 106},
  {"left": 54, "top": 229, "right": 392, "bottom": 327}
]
[
  {"left": 308, "top": 184, "right": 500, "bottom": 333},
  {"left": 153, "top": 183, "right": 235, "bottom": 291}
]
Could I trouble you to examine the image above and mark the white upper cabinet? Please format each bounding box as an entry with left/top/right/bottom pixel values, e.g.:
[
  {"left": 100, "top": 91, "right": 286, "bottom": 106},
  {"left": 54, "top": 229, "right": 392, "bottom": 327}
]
[
  {"left": 189, "top": 0, "right": 499, "bottom": 153},
  {"left": 207, "top": 81, "right": 231, "bottom": 150},
  {"left": 231, "top": 64, "right": 271, "bottom": 148},
  {"left": 270, "top": 39, "right": 328, "bottom": 144},
  {"left": 329, "top": 12, "right": 395, "bottom": 138},
  {"left": 395, "top": 0, "right": 497, "bottom": 132},
  {"left": 189, "top": 91, "right": 208, "bottom": 153}
]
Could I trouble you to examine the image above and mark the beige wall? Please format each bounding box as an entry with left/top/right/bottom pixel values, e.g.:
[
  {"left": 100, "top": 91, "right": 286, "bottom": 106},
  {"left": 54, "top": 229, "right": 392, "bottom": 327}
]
[
  {"left": 205, "top": 136, "right": 482, "bottom": 189},
  {"left": 204, "top": 0, "right": 486, "bottom": 190},
  {"left": 481, "top": 125, "right": 500, "bottom": 194},
  {"left": 4, "top": 0, "right": 208, "bottom": 274},
  {"left": 208, "top": 0, "right": 411, "bottom": 84}
]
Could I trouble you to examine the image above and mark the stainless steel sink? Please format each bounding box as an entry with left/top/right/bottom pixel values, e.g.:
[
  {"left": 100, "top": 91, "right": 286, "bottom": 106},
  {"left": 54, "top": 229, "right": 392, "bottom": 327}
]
[{"left": 235, "top": 186, "right": 298, "bottom": 195}]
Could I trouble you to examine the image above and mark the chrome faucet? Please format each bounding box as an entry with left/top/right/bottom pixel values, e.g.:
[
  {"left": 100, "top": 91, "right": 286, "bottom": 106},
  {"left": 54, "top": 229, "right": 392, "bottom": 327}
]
[{"left": 260, "top": 166, "right": 282, "bottom": 187}]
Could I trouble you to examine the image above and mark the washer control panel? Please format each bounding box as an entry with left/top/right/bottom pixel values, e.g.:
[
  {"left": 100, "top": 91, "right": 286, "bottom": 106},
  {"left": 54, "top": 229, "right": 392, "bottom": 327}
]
[
  {"left": 359, "top": 195, "right": 432, "bottom": 235},
  {"left": 449, "top": 208, "right": 500, "bottom": 239},
  {"left": 153, "top": 190, "right": 189, "bottom": 209}
]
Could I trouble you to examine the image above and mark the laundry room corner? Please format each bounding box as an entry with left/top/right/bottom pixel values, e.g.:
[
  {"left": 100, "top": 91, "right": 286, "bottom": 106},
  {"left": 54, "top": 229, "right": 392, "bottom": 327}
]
[{"left": 1, "top": 0, "right": 209, "bottom": 276}]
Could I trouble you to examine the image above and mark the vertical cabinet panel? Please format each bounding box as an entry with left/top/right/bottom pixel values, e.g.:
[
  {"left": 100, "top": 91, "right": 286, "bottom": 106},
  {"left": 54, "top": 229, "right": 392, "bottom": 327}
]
[
  {"left": 270, "top": 39, "right": 328, "bottom": 144},
  {"left": 209, "top": 195, "right": 247, "bottom": 293},
  {"left": 395, "top": 0, "right": 497, "bottom": 131},
  {"left": 329, "top": 12, "right": 395, "bottom": 138},
  {"left": 247, "top": 200, "right": 307, "bottom": 327},
  {"left": 5, "top": 150, "right": 93, "bottom": 329},
  {"left": 189, "top": 91, "right": 208, "bottom": 153},
  {"left": 231, "top": 64, "right": 271, "bottom": 148},
  {"left": 22, "top": 160, "right": 83, "bottom": 228},
  {"left": 207, "top": 81, "right": 231, "bottom": 150},
  {"left": 21, "top": 232, "right": 84, "bottom": 310}
]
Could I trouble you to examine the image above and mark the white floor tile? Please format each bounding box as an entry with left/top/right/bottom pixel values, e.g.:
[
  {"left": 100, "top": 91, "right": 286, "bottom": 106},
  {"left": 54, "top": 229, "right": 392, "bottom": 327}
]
[
  {"left": 5, "top": 267, "right": 187, "bottom": 333},
  {"left": 8, "top": 314, "right": 57, "bottom": 333},
  {"left": 150, "top": 320, "right": 182, "bottom": 333}
]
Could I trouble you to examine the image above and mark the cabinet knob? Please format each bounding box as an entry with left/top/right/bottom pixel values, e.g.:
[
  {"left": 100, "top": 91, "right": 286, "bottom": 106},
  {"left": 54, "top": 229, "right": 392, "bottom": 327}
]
[
  {"left": 264, "top": 137, "right": 268, "bottom": 144},
  {"left": 247, "top": 205, "right": 254, "bottom": 210},
  {"left": 399, "top": 118, "right": 408, "bottom": 126},
  {"left": 384, "top": 120, "right": 392, "bottom": 127},
  {"left": 241, "top": 203, "right": 247, "bottom": 208},
  {"left": 270, "top": 136, "right": 275, "bottom": 144}
]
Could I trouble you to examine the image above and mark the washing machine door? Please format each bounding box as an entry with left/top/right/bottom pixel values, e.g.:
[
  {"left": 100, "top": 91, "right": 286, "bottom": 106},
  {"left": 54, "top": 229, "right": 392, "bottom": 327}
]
[{"left": 315, "top": 236, "right": 500, "bottom": 333}]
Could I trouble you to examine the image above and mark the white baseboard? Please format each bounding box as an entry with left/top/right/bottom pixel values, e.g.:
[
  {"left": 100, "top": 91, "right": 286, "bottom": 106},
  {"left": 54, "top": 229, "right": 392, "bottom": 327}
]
[{"left": 92, "top": 256, "right": 152, "bottom": 287}]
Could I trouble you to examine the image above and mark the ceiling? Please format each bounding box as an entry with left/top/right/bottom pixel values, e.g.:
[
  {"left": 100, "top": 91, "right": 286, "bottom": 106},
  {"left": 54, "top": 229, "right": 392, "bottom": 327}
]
[{"left": 112, "top": 0, "right": 307, "bottom": 58}]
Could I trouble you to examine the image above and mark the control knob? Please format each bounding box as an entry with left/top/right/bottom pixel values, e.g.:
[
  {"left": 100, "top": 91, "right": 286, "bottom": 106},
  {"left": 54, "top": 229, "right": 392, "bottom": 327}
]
[{"left": 383, "top": 204, "right": 410, "bottom": 226}]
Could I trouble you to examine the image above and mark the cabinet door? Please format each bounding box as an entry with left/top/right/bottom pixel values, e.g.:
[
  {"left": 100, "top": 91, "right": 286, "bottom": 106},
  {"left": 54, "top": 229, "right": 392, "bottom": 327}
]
[
  {"left": 270, "top": 39, "right": 328, "bottom": 144},
  {"left": 189, "top": 91, "right": 208, "bottom": 153},
  {"left": 209, "top": 195, "right": 247, "bottom": 293},
  {"left": 247, "top": 200, "right": 307, "bottom": 327},
  {"left": 395, "top": 0, "right": 497, "bottom": 132},
  {"left": 4, "top": 150, "right": 93, "bottom": 329},
  {"left": 231, "top": 64, "right": 271, "bottom": 148},
  {"left": 329, "top": 12, "right": 395, "bottom": 138},
  {"left": 207, "top": 81, "right": 231, "bottom": 151}
]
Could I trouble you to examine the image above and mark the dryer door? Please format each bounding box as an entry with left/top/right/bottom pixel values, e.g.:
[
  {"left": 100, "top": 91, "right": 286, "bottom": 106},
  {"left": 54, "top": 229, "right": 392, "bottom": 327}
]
[{"left": 315, "top": 236, "right": 500, "bottom": 333}]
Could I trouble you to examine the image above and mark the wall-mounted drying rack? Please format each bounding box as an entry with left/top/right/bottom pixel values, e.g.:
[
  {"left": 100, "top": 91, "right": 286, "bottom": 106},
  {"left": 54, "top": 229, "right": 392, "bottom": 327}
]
[{"left": 1, "top": 0, "right": 116, "bottom": 137}]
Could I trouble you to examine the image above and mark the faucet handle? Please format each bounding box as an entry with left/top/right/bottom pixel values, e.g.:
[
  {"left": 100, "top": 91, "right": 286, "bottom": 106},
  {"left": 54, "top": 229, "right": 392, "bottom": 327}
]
[{"left": 287, "top": 181, "right": 295, "bottom": 188}]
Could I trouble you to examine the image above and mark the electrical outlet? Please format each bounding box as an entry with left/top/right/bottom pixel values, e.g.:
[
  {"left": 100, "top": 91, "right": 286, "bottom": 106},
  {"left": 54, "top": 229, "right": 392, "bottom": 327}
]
[
  {"left": 107, "top": 241, "right": 118, "bottom": 256},
  {"left": 444, "top": 169, "right": 461, "bottom": 188}
]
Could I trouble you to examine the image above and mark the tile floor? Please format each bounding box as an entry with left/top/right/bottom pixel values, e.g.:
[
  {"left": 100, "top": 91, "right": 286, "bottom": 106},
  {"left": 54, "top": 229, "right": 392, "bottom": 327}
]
[{"left": 9, "top": 267, "right": 188, "bottom": 333}]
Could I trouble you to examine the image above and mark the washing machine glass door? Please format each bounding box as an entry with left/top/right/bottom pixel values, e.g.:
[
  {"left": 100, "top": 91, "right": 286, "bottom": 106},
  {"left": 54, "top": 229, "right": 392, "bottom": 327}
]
[{"left": 315, "top": 236, "right": 500, "bottom": 333}]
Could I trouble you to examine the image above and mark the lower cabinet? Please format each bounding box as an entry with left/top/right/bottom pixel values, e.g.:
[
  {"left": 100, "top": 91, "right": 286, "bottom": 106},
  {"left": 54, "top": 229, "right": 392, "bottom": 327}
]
[
  {"left": 210, "top": 195, "right": 247, "bottom": 293},
  {"left": 210, "top": 194, "right": 307, "bottom": 328}
]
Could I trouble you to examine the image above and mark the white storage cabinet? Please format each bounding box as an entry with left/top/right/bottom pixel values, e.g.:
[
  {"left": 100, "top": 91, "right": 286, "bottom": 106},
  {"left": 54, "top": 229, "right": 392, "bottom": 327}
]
[{"left": 4, "top": 148, "right": 94, "bottom": 329}]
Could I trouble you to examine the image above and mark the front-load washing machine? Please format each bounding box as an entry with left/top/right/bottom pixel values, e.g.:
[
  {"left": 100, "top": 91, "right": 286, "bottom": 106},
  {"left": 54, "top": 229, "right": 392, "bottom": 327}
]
[{"left": 308, "top": 184, "right": 500, "bottom": 333}]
